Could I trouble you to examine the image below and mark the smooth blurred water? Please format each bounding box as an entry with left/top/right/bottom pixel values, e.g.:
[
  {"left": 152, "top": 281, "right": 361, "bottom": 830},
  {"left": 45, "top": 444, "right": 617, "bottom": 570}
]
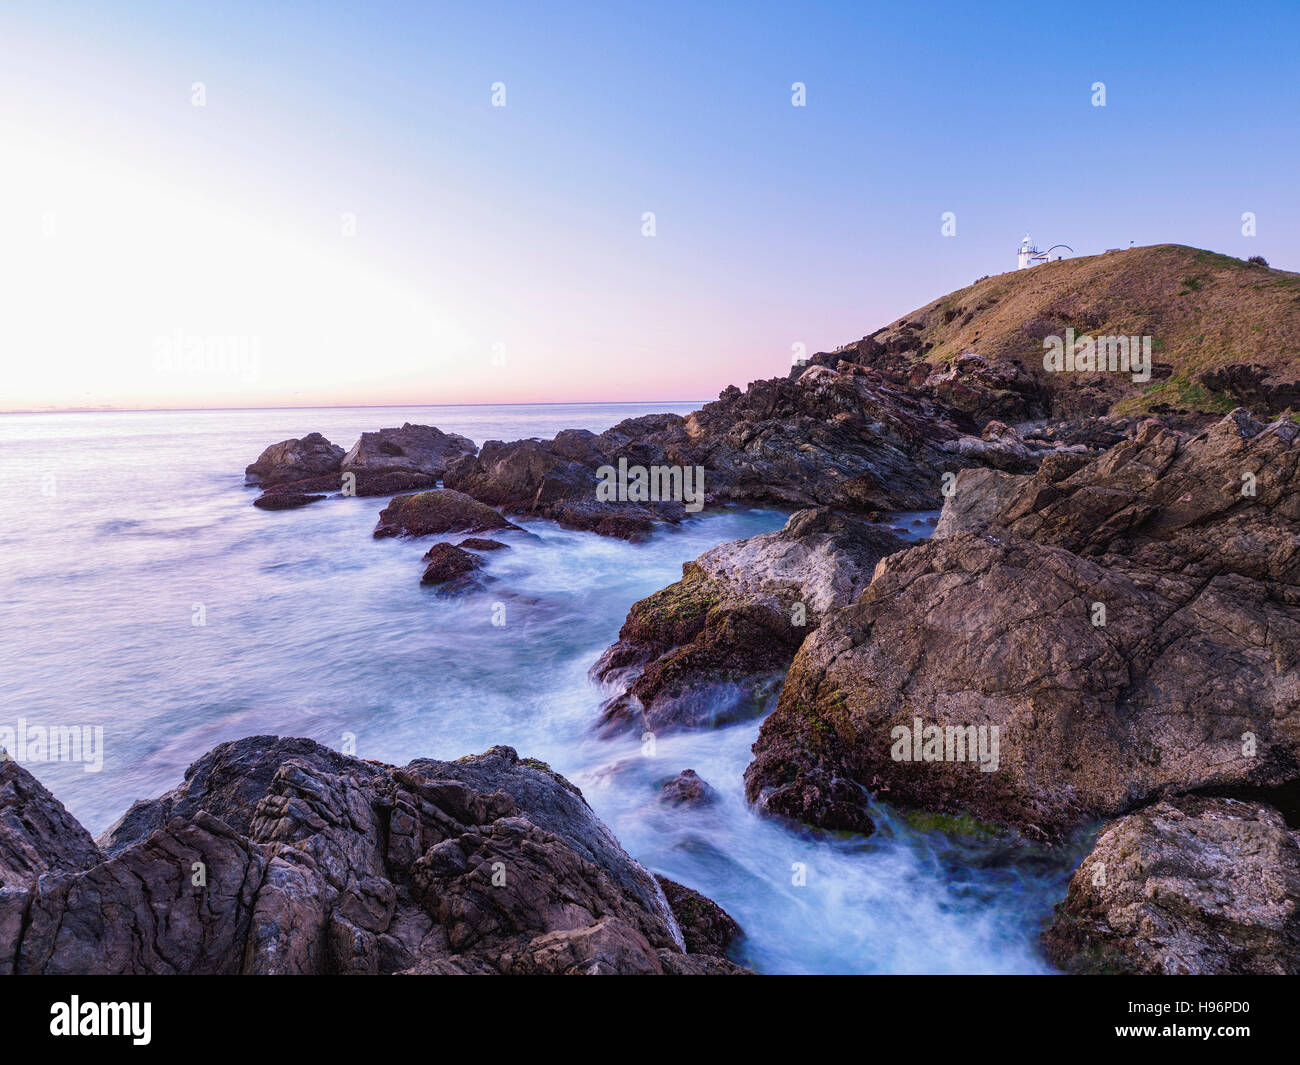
[{"left": 0, "top": 403, "right": 1074, "bottom": 973}]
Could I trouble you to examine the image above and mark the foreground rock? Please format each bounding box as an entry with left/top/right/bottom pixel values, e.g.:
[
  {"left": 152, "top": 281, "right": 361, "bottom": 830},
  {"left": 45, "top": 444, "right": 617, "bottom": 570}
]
[
  {"left": 244, "top": 432, "right": 345, "bottom": 486},
  {"left": 5, "top": 737, "right": 746, "bottom": 975},
  {"left": 1043, "top": 796, "right": 1300, "bottom": 974},
  {"left": 342, "top": 423, "right": 477, "bottom": 479},
  {"left": 420, "top": 543, "right": 484, "bottom": 589},
  {"left": 0, "top": 759, "right": 105, "bottom": 974},
  {"left": 592, "top": 508, "right": 905, "bottom": 737},
  {"left": 374, "top": 489, "right": 521, "bottom": 539},
  {"left": 746, "top": 410, "right": 1300, "bottom": 841},
  {"left": 252, "top": 491, "right": 325, "bottom": 510},
  {"left": 654, "top": 876, "right": 743, "bottom": 958},
  {"left": 659, "top": 770, "right": 716, "bottom": 807}
]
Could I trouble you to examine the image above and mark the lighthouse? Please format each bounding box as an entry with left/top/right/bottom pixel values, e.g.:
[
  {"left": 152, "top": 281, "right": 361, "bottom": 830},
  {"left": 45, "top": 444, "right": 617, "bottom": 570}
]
[{"left": 1017, "top": 233, "right": 1043, "bottom": 269}]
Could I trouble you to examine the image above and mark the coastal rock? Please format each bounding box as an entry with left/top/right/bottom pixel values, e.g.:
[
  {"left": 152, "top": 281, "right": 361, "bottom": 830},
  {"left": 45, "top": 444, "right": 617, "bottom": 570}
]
[
  {"left": 658, "top": 769, "right": 716, "bottom": 807},
  {"left": 244, "top": 432, "right": 345, "bottom": 486},
  {"left": 373, "top": 489, "right": 521, "bottom": 539},
  {"left": 458, "top": 538, "right": 508, "bottom": 552},
  {"left": 1043, "top": 796, "right": 1300, "bottom": 974},
  {"left": 593, "top": 508, "right": 906, "bottom": 735},
  {"left": 11, "top": 736, "right": 746, "bottom": 975},
  {"left": 654, "top": 876, "right": 742, "bottom": 957},
  {"left": 444, "top": 436, "right": 683, "bottom": 540},
  {"left": 948, "top": 419, "right": 1036, "bottom": 472},
  {"left": 255, "top": 469, "right": 441, "bottom": 500},
  {"left": 341, "top": 423, "right": 477, "bottom": 479},
  {"left": 252, "top": 491, "right": 325, "bottom": 510},
  {"left": 0, "top": 759, "right": 105, "bottom": 974},
  {"left": 420, "top": 543, "right": 484, "bottom": 588},
  {"left": 745, "top": 410, "right": 1300, "bottom": 840}
]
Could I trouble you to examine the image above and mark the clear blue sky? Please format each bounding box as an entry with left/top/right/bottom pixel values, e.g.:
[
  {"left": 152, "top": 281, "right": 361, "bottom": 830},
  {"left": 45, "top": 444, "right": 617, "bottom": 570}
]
[{"left": 2, "top": 0, "right": 1296, "bottom": 409}]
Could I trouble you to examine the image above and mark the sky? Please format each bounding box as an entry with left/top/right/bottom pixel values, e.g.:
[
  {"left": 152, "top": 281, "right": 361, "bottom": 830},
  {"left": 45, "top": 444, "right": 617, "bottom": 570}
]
[{"left": 1, "top": 0, "right": 1297, "bottom": 411}]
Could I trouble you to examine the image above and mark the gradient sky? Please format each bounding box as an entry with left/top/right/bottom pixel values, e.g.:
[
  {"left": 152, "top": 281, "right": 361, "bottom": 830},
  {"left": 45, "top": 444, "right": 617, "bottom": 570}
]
[{"left": 2, "top": 0, "right": 1297, "bottom": 411}]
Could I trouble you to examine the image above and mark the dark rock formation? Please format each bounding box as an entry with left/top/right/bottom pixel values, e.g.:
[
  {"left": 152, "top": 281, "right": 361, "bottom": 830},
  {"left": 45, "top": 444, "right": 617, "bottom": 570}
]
[
  {"left": 658, "top": 769, "right": 717, "bottom": 807},
  {"left": 420, "top": 543, "right": 484, "bottom": 588},
  {"left": 5, "top": 737, "right": 746, "bottom": 975},
  {"left": 0, "top": 759, "right": 105, "bottom": 974},
  {"left": 445, "top": 434, "right": 683, "bottom": 540},
  {"left": 342, "top": 423, "right": 477, "bottom": 479},
  {"left": 458, "top": 538, "right": 508, "bottom": 552},
  {"left": 592, "top": 508, "right": 906, "bottom": 735},
  {"left": 252, "top": 491, "right": 325, "bottom": 510},
  {"left": 256, "top": 470, "right": 441, "bottom": 500},
  {"left": 1043, "top": 796, "right": 1300, "bottom": 974},
  {"left": 373, "top": 490, "right": 521, "bottom": 539},
  {"left": 745, "top": 410, "right": 1300, "bottom": 841},
  {"left": 654, "top": 876, "right": 742, "bottom": 957},
  {"left": 244, "top": 432, "right": 345, "bottom": 486}
]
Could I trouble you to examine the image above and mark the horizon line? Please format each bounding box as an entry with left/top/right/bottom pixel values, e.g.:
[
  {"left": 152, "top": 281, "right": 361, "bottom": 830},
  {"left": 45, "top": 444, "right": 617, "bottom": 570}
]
[{"left": 0, "top": 399, "right": 715, "bottom": 417}]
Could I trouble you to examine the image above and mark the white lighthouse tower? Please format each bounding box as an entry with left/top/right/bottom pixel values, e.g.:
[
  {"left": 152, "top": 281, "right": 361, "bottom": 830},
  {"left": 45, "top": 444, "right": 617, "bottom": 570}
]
[{"left": 1017, "top": 233, "right": 1043, "bottom": 269}]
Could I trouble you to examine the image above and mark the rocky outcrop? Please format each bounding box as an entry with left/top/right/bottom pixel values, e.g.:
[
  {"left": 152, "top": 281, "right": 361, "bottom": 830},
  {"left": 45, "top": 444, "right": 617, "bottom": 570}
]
[
  {"left": 252, "top": 491, "right": 325, "bottom": 510},
  {"left": 420, "top": 543, "right": 484, "bottom": 589},
  {"left": 659, "top": 769, "right": 716, "bottom": 807},
  {"left": 444, "top": 433, "right": 685, "bottom": 540},
  {"left": 459, "top": 538, "right": 508, "bottom": 552},
  {"left": 342, "top": 423, "right": 477, "bottom": 479},
  {"left": 244, "top": 432, "right": 345, "bottom": 486},
  {"left": 654, "top": 876, "right": 743, "bottom": 958},
  {"left": 6, "top": 737, "right": 746, "bottom": 975},
  {"left": 373, "top": 490, "right": 521, "bottom": 539},
  {"left": 592, "top": 508, "right": 906, "bottom": 736},
  {"left": 0, "top": 759, "right": 105, "bottom": 974},
  {"left": 745, "top": 410, "right": 1300, "bottom": 841},
  {"left": 254, "top": 469, "right": 441, "bottom": 501},
  {"left": 1043, "top": 796, "right": 1300, "bottom": 974}
]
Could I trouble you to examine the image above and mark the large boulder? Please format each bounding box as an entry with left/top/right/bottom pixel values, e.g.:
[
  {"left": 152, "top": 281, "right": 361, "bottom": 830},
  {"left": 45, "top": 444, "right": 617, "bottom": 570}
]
[
  {"left": 11, "top": 736, "right": 746, "bottom": 975},
  {"left": 341, "top": 423, "right": 477, "bottom": 479},
  {"left": 592, "top": 509, "right": 906, "bottom": 738},
  {"left": 244, "top": 432, "right": 345, "bottom": 486},
  {"left": 1043, "top": 796, "right": 1300, "bottom": 974},
  {"left": 373, "top": 489, "right": 521, "bottom": 539},
  {"left": 745, "top": 411, "right": 1300, "bottom": 841}
]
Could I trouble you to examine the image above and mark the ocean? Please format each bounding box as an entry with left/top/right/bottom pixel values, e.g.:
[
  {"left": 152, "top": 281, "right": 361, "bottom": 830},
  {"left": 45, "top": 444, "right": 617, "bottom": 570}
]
[{"left": 0, "top": 402, "right": 1074, "bottom": 974}]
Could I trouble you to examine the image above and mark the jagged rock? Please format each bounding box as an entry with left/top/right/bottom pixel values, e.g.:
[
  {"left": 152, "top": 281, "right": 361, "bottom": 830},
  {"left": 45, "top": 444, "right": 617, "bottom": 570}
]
[
  {"left": 253, "top": 491, "right": 325, "bottom": 510},
  {"left": 932, "top": 467, "right": 1027, "bottom": 538},
  {"left": 244, "top": 433, "right": 345, "bottom": 486},
  {"left": 745, "top": 411, "right": 1300, "bottom": 840},
  {"left": 420, "top": 543, "right": 483, "bottom": 588},
  {"left": 7, "top": 737, "right": 747, "bottom": 975},
  {"left": 592, "top": 508, "right": 906, "bottom": 735},
  {"left": 1043, "top": 796, "right": 1300, "bottom": 974},
  {"left": 948, "top": 419, "right": 1036, "bottom": 472},
  {"left": 373, "top": 489, "right": 521, "bottom": 539},
  {"left": 0, "top": 760, "right": 104, "bottom": 974},
  {"left": 341, "top": 423, "right": 477, "bottom": 478},
  {"left": 654, "top": 876, "right": 742, "bottom": 956},
  {"left": 658, "top": 769, "right": 716, "bottom": 807}
]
